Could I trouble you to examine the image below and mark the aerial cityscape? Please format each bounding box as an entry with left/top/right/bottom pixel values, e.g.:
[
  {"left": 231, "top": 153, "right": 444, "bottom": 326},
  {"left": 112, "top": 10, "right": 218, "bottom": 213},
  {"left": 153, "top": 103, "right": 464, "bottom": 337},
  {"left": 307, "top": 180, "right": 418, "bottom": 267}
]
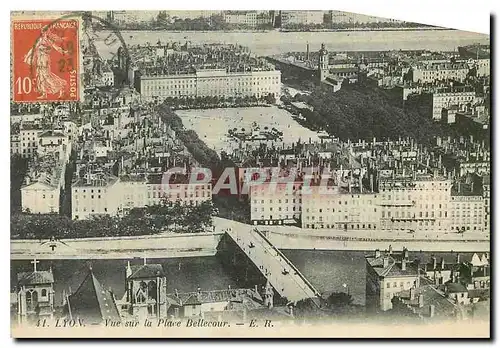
[{"left": 10, "top": 10, "right": 490, "bottom": 338}]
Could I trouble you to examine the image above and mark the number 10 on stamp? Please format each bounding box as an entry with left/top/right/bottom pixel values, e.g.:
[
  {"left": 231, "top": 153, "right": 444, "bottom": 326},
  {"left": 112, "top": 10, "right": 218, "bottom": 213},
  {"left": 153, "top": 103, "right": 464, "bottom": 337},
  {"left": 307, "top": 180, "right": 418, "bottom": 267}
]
[{"left": 12, "top": 18, "right": 80, "bottom": 102}]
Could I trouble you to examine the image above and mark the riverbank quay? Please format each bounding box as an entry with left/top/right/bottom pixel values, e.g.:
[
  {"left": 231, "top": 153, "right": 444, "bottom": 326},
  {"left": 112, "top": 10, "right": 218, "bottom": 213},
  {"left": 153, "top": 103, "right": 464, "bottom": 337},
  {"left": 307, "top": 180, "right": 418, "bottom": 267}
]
[{"left": 11, "top": 218, "right": 489, "bottom": 259}]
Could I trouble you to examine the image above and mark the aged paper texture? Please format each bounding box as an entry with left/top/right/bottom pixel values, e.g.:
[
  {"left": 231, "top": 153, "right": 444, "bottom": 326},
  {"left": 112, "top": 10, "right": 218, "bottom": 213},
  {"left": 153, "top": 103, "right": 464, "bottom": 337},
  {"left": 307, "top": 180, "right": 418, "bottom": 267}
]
[{"left": 10, "top": 10, "right": 490, "bottom": 338}]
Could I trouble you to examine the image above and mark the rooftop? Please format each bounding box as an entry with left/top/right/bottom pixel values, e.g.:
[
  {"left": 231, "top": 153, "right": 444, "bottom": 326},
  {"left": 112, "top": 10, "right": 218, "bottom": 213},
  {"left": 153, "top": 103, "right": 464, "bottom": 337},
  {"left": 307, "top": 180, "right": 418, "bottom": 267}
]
[
  {"left": 396, "top": 285, "right": 458, "bottom": 320},
  {"left": 365, "top": 248, "right": 419, "bottom": 278},
  {"left": 66, "top": 270, "right": 121, "bottom": 323},
  {"left": 17, "top": 270, "right": 54, "bottom": 286},
  {"left": 39, "top": 130, "right": 66, "bottom": 138},
  {"left": 128, "top": 264, "right": 165, "bottom": 279},
  {"left": 445, "top": 282, "right": 468, "bottom": 293},
  {"left": 166, "top": 288, "right": 262, "bottom": 306}
]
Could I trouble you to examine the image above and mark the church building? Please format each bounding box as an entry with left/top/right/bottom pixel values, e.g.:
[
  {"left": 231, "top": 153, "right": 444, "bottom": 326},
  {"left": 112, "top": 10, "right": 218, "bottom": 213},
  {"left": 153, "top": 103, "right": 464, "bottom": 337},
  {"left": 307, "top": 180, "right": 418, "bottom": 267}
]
[{"left": 14, "top": 259, "right": 55, "bottom": 325}]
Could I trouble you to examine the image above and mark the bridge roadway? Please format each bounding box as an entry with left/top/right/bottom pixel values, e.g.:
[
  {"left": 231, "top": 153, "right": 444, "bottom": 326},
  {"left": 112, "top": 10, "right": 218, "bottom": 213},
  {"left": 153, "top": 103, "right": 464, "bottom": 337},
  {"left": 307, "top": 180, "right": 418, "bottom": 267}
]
[{"left": 225, "top": 226, "right": 321, "bottom": 304}]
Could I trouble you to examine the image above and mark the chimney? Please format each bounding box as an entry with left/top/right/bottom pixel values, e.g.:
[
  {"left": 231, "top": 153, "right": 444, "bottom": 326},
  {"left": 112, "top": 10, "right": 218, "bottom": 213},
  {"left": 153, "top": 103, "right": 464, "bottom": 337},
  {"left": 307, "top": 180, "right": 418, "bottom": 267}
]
[
  {"left": 389, "top": 244, "right": 393, "bottom": 255},
  {"left": 401, "top": 259, "right": 407, "bottom": 271},
  {"left": 375, "top": 249, "right": 381, "bottom": 258},
  {"left": 429, "top": 304, "right": 435, "bottom": 318},
  {"left": 456, "top": 253, "right": 460, "bottom": 264},
  {"left": 383, "top": 256, "right": 390, "bottom": 268},
  {"left": 441, "top": 257, "right": 445, "bottom": 270},
  {"left": 418, "top": 294, "right": 424, "bottom": 308},
  {"left": 432, "top": 255, "right": 437, "bottom": 270},
  {"left": 403, "top": 247, "right": 409, "bottom": 260}
]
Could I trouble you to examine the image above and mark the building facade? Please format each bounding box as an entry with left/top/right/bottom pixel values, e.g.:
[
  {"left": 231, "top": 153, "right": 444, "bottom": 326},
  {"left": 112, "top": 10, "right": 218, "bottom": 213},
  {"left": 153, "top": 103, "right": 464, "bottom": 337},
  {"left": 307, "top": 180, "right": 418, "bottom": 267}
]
[
  {"left": 280, "top": 11, "right": 324, "bottom": 26},
  {"left": 432, "top": 90, "right": 476, "bottom": 120},
  {"left": 72, "top": 175, "right": 212, "bottom": 220},
  {"left": 482, "top": 176, "right": 490, "bottom": 231},
  {"left": 365, "top": 247, "right": 420, "bottom": 312},
  {"left": 139, "top": 68, "right": 281, "bottom": 101},
  {"left": 16, "top": 267, "right": 55, "bottom": 325},
  {"left": 20, "top": 125, "right": 43, "bottom": 158},
  {"left": 450, "top": 194, "right": 485, "bottom": 233},
  {"left": 412, "top": 63, "right": 469, "bottom": 84},
  {"left": 301, "top": 189, "right": 380, "bottom": 230},
  {"left": 250, "top": 182, "right": 302, "bottom": 225},
  {"left": 378, "top": 177, "right": 452, "bottom": 233},
  {"left": 224, "top": 11, "right": 258, "bottom": 26}
]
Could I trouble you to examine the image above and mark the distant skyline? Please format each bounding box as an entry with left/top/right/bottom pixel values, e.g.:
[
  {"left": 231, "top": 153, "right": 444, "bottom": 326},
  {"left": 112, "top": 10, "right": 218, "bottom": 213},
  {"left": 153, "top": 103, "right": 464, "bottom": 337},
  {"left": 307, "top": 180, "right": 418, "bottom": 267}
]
[{"left": 93, "top": 10, "right": 403, "bottom": 24}]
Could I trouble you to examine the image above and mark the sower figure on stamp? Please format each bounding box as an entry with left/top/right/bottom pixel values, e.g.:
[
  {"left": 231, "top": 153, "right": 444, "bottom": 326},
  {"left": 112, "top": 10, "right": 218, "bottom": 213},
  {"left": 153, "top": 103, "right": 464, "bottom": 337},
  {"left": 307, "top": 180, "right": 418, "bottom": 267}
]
[{"left": 23, "top": 26, "right": 69, "bottom": 99}]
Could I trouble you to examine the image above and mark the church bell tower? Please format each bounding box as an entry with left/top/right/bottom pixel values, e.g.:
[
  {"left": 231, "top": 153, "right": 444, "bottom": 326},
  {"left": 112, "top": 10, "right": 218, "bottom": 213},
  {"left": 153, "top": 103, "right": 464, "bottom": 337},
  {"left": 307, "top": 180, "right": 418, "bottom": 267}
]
[{"left": 318, "top": 43, "right": 329, "bottom": 81}]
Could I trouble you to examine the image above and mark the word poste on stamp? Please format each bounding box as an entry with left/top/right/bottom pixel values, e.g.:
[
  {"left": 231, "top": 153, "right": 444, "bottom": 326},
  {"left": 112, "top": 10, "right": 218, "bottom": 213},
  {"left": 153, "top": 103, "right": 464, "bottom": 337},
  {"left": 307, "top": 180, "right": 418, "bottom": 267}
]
[{"left": 12, "top": 19, "right": 80, "bottom": 102}]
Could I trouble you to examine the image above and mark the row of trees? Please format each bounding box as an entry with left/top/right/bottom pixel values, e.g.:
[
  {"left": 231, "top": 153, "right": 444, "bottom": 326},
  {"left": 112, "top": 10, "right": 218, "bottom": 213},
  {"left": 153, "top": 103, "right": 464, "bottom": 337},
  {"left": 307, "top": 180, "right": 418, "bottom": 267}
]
[
  {"left": 157, "top": 104, "right": 221, "bottom": 171},
  {"left": 11, "top": 199, "right": 217, "bottom": 240},
  {"left": 294, "top": 291, "right": 359, "bottom": 319},
  {"left": 101, "top": 14, "right": 273, "bottom": 32},
  {"left": 282, "top": 21, "right": 436, "bottom": 31},
  {"left": 160, "top": 94, "right": 275, "bottom": 110},
  {"left": 294, "top": 83, "right": 460, "bottom": 145},
  {"left": 11, "top": 154, "right": 29, "bottom": 213}
]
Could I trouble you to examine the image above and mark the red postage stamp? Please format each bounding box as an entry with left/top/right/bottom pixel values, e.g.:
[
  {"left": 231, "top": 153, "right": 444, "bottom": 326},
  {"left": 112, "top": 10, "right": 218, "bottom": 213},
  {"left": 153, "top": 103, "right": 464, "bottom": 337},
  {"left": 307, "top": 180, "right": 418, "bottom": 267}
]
[{"left": 12, "top": 18, "right": 80, "bottom": 102}]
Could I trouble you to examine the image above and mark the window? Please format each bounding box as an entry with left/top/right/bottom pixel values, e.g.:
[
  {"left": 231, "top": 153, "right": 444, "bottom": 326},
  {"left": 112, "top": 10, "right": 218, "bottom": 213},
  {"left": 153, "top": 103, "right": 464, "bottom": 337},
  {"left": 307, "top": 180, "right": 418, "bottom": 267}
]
[{"left": 41, "top": 289, "right": 47, "bottom": 297}]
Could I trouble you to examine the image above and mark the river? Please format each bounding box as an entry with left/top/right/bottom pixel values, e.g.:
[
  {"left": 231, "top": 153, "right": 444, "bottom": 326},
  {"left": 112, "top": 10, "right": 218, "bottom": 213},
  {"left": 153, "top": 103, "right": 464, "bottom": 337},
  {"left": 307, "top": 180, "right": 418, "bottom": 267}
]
[
  {"left": 11, "top": 250, "right": 476, "bottom": 306},
  {"left": 94, "top": 29, "right": 489, "bottom": 59}
]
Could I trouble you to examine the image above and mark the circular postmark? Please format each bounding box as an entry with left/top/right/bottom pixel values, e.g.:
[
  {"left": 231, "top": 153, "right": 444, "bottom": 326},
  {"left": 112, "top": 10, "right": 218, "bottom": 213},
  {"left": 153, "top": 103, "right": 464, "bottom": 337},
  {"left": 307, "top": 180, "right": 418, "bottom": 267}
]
[{"left": 17, "top": 11, "right": 132, "bottom": 103}]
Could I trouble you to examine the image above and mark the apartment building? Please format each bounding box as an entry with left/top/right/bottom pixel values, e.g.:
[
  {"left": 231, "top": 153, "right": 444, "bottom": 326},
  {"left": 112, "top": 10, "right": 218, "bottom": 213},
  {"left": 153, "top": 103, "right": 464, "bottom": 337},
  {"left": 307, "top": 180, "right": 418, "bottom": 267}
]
[
  {"left": 21, "top": 157, "right": 67, "bottom": 214},
  {"left": 476, "top": 58, "right": 490, "bottom": 77},
  {"left": 224, "top": 11, "right": 258, "bottom": 27},
  {"left": 412, "top": 63, "right": 469, "bottom": 84},
  {"left": 37, "top": 130, "right": 71, "bottom": 160},
  {"left": 246, "top": 169, "right": 487, "bottom": 234},
  {"left": 71, "top": 174, "right": 212, "bottom": 220},
  {"left": 250, "top": 182, "right": 302, "bottom": 225},
  {"left": 301, "top": 187, "right": 380, "bottom": 230},
  {"left": 20, "top": 128, "right": 71, "bottom": 214},
  {"left": 280, "top": 11, "right": 324, "bottom": 26},
  {"left": 432, "top": 90, "right": 476, "bottom": 120},
  {"left": 139, "top": 68, "right": 281, "bottom": 101},
  {"left": 482, "top": 175, "right": 490, "bottom": 231},
  {"left": 366, "top": 247, "right": 420, "bottom": 312},
  {"left": 459, "top": 159, "right": 490, "bottom": 177},
  {"left": 379, "top": 176, "right": 452, "bottom": 233},
  {"left": 20, "top": 124, "right": 43, "bottom": 158},
  {"left": 21, "top": 180, "right": 61, "bottom": 214},
  {"left": 72, "top": 174, "right": 120, "bottom": 220},
  {"left": 450, "top": 193, "right": 485, "bottom": 233},
  {"left": 11, "top": 132, "right": 21, "bottom": 155}
]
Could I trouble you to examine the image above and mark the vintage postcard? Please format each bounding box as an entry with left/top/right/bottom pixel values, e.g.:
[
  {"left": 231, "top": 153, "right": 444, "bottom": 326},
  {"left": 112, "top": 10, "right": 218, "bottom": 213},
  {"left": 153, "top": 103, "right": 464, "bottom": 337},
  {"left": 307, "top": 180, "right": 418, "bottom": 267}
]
[{"left": 10, "top": 10, "right": 490, "bottom": 338}]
